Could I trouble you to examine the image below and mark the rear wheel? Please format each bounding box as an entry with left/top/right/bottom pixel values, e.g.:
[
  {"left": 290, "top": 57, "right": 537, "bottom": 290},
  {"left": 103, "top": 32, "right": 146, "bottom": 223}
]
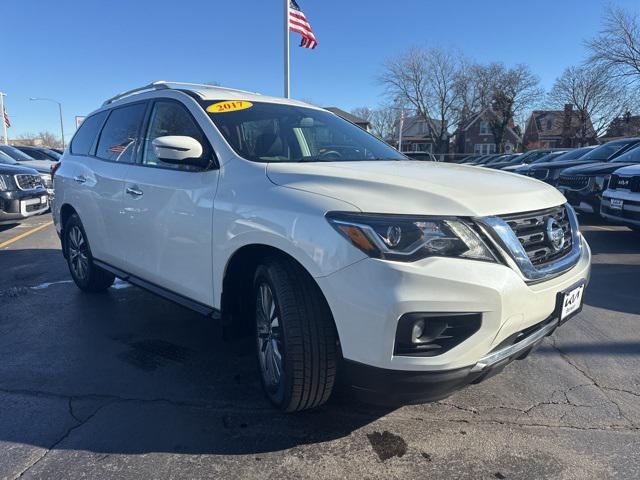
[
  {"left": 254, "top": 257, "right": 338, "bottom": 412},
  {"left": 64, "top": 214, "right": 115, "bottom": 292}
]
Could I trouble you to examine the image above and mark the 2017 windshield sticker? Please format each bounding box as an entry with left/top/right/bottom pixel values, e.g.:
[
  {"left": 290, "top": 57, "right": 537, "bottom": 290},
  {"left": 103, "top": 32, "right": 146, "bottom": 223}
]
[{"left": 207, "top": 101, "right": 253, "bottom": 113}]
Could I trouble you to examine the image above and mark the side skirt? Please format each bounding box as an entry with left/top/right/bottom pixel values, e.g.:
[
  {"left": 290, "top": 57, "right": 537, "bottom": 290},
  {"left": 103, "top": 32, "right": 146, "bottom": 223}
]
[{"left": 94, "top": 259, "right": 221, "bottom": 319}]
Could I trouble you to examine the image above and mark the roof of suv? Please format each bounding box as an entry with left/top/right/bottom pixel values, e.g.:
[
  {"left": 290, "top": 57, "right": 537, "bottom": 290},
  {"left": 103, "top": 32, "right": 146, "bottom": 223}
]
[{"left": 103, "top": 81, "right": 316, "bottom": 110}]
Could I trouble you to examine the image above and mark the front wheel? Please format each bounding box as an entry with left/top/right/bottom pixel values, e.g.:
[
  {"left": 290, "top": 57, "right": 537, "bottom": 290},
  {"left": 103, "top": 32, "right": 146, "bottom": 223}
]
[
  {"left": 254, "top": 257, "right": 338, "bottom": 412},
  {"left": 64, "top": 214, "right": 115, "bottom": 292}
]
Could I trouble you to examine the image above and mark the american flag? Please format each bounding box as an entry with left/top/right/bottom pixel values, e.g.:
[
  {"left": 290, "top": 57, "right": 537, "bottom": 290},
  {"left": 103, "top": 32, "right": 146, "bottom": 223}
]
[
  {"left": 3, "top": 109, "right": 10, "bottom": 129},
  {"left": 289, "top": 0, "right": 317, "bottom": 49}
]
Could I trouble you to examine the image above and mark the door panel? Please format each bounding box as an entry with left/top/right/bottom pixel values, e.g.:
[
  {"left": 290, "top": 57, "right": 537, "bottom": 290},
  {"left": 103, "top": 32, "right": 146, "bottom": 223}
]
[{"left": 123, "top": 166, "right": 218, "bottom": 305}]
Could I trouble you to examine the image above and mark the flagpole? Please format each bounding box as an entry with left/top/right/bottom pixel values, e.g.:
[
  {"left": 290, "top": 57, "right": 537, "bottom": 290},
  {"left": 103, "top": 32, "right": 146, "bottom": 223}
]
[
  {"left": 0, "top": 93, "right": 7, "bottom": 144},
  {"left": 284, "top": 0, "right": 290, "bottom": 98}
]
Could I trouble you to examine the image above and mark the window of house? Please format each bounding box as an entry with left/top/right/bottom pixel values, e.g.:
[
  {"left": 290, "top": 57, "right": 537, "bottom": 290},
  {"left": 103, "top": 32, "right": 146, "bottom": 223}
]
[
  {"left": 479, "top": 120, "right": 490, "bottom": 135},
  {"left": 475, "top": 143, "right": 496, "bottom": 155}
]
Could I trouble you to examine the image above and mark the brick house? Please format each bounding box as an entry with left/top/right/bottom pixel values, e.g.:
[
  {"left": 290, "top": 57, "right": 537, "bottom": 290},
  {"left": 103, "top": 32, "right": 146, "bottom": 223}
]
[
  {"left": 600, "top": 113, "right": 640, "bottom": 141},
  {"left": 453, "top": 108, "right": 522, "bottom": 155},
  {"left": 324, "top": 107, "right": 371, "bottom": 131},
  {"left": 523, "top": 104, "right": 596, "bottom": 150},
  {"left": 392, "top": 115, "right": 444, "bottom": 153}
]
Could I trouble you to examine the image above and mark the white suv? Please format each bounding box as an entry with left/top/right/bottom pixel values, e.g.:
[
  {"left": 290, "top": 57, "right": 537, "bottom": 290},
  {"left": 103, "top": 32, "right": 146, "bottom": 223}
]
[{"left": 53, "top": 82, "right": 591, "bottom": 411}]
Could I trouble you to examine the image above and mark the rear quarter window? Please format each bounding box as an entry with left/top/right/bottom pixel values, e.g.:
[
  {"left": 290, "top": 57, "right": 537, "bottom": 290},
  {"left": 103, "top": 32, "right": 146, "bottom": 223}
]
[
  {"left": 70, "top": 111, "right": 108, "bottom": 155},
  {"left": 95, "top": 103, "right": 147, "bottom": 164}
]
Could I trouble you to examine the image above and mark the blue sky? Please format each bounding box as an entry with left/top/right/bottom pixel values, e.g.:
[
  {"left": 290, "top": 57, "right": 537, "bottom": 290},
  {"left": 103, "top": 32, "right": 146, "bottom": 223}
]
[{"left": 2, "top": 0, "right": 638, "bottom": 140}]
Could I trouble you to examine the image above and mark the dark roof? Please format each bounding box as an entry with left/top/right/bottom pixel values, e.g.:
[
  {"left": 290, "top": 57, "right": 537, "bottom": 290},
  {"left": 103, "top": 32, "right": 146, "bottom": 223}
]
[
  {"left": 528, "top": 109, "right": 595, "bottom": 138},
  {"left": 602, "top": 115, "right": 640, "bottom": 139},
  {"left": 324, "top": 107, "right": 370, "bottom": 126}
]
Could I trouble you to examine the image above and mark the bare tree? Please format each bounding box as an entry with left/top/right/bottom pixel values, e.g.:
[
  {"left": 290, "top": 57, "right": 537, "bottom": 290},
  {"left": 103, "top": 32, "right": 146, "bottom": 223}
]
[
  {"left": 379, "top": 47, "right": 460, "bottom": 153},
  {"left": 350, "top": 106, "right": 399, "bottom": 141},
  {"left": 14, "top": 131, "right": 62, "bottom": 148},
  {"left": 587, "top": 6, "right": 640, "bottom": 83},
  {"left": 475, "top": 63, "right": 543, "bottom": 152},
  {"left": 548, "top": 65, "right": 631, "bottom": 138},
  {"left": 350, "top": 107, "right": 374, "bottom": 124}
]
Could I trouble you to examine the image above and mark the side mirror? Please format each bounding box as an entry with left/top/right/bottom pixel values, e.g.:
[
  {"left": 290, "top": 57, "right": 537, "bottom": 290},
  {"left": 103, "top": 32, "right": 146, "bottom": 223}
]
[{"left": 152, "top": 136, "right": 206, "bottom": 167}]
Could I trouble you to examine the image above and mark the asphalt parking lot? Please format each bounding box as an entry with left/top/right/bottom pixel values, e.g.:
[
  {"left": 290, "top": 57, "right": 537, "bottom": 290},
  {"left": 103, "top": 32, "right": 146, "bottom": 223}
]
[{"left": 0, "top": 214, "right": 639, "bottom": 480}]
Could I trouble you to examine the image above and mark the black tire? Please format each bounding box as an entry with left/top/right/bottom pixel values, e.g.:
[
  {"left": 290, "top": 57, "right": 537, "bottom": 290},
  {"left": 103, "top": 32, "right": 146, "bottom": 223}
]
[
  {"left": 253, "top": 257, "right": 338, "bottom": 412},
  {"left": 64, "top": 213, "right": 115, "bottom": 293}
]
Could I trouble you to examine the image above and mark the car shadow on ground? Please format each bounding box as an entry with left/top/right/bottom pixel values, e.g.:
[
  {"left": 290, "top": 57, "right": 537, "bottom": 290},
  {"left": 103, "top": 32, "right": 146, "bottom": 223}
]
[{"left": 0, "top": 249, "right": 394, "bottom": 456}]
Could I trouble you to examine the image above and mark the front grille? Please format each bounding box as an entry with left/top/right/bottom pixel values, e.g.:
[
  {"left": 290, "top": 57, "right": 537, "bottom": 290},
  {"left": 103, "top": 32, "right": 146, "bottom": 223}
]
[
  {"left": 609, "top": 174, "right": 640, "bottom": 192},
  {"left": 14, "top": 174, "right": 43, "bottom": 191},
  {"left": 500, "top": 206, "right": 573, "bottom": 267},
  {"left": 531, "top": 169, "right": 549, "bottom": 180},
  {"left": 25, "top": 202, "right": 43, "bottom": 213},
  {"left": 558, "top": 174, "right": 589, "bottom": 190}
]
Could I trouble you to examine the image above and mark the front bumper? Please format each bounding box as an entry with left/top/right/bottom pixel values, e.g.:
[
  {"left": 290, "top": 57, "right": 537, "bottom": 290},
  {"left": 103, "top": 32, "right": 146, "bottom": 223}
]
[
  {"left": 560, "top": 185, "right": 601, "bottom": 214},
  {"left": 601, "top": 191, "right": 640, "bottom": 227},
  {"left": 0, "top": 189, "right": 49, "bottom": 223},
  {"left": 318, "top": 236, "right": 591, "bottom": 403}
]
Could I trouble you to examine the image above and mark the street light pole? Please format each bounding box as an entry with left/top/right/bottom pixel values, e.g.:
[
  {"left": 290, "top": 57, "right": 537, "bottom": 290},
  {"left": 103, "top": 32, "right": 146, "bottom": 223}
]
[{"left": 29, "top": 97, "right": 65, "bottom": 149}]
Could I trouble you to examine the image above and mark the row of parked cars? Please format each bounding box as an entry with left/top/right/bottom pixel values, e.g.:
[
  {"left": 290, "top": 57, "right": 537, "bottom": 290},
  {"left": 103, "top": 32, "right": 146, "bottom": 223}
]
[
  {"left": 0, "top": 144, "right": 61, "bottom": 223},
  {"left": 460, "top": 138, "right": 640, "bottom": 232}
]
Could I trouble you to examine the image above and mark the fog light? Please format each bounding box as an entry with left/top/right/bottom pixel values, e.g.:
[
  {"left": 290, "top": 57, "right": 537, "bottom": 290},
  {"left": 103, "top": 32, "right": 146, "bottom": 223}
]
[
  {"left": 411, "top": 319, "right": 425, "bottom": 343},
  {"left": 394, "top": 313, "right": 482, "bottom": 356}
]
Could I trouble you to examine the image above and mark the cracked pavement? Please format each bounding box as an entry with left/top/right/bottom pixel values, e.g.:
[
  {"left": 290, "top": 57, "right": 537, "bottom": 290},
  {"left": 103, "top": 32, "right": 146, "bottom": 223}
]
[{"left": 0, "top": 216, "right": 638, "bottom": 479}]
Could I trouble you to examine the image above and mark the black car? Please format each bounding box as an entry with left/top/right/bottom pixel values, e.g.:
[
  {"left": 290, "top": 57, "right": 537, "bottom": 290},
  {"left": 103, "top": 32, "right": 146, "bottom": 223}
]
[
  {"left": 0, "top": 156, "right": 49, "bottom": 223},
  {"left": 527, "top": 138, "right": 640, "bottom": 187},
  {"left": 558, "top": 142, "right": 640, "bottom": 214},
  {"left": 510, "top": 146, "right": 596, "bottom": 175},
  {"left": 14, "top": 145, "right": 61, "bottom": 162},
  {"left": 404, "top": 152, "right": 437, "bottom": 162},
  {"left": 487, "top": 149, "right": 561, "bottom": 170}
]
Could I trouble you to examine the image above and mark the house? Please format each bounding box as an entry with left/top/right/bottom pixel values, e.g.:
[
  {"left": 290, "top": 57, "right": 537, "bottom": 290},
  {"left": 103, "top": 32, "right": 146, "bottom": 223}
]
[
  {"left": 600, "top": 113, "right": 640, "bottom": 141},
  {"left": 523, "top": 104, "right": 596, "bottom": 150},
  {"left": 324, "top": 107, "right": 370, "bottom": 131},
  {"left": 391, "top": 114, "right": 443, "bottom": 153},
  {"left": 453, "top": 108, "right": 522, "bottom": 155}
]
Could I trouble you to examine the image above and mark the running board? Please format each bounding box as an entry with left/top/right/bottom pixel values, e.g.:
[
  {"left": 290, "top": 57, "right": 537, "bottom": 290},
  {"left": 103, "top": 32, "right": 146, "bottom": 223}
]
[{"left": 94, "top": 259, "right": 221, "bottom": 319}]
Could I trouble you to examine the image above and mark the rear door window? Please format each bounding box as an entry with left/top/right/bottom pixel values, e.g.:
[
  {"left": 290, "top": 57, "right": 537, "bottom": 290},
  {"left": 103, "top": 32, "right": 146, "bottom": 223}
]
[
  {"left": 96, "top": 103, "right": 147, "bottom": 163},
  {"left": 70, "top": 111, "right": 108, "bottom": 155}
]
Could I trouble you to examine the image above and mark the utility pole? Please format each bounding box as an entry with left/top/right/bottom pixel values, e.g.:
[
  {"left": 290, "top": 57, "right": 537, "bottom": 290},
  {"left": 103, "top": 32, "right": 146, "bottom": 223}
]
[
  {"left": 284, "top": 0, "right": 290, "bottom": 98},
  {"left": 0, "top": 92, "right": 7, "bottom": 144},
  {"left": 29, "top": 97, "right": 65, "bottom": 149}
]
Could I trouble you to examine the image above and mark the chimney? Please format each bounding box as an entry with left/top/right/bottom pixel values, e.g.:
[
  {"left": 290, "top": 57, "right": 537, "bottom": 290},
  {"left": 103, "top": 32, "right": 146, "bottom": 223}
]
[{"left": 561, "top": 104, "right": 573, "bottom": 147}]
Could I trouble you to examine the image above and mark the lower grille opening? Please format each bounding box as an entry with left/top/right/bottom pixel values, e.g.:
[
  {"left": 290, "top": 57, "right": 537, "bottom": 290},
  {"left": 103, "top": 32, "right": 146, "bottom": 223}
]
[{"left": 394, "top": 313, "right": 481, "bottom": 357}]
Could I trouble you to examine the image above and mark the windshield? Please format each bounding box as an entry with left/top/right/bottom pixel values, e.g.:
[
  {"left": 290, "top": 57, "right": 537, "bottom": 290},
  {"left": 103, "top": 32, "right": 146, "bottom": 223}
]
[
  {"left": 202, "top": 101, "right": 405, "bottom": 163},
  {"left": 44, "top": 149, "right": 61, "bottom": 160},
  {"left": 0, "top": 145, "right": 36, "bottom": 162},
  {"left": 611, "top": 144, "right": 640, "bottom": 163},
  {"left": 0, "top": 151, "right": 18, "bottom": 165},
  {"left": 580, "top": 141, "right": 637, "bottom": 161}
]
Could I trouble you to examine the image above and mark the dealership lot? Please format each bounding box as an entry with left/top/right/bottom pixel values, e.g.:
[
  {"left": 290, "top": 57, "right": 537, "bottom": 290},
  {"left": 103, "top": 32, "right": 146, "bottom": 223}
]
[{"left": 0, "top": 215, "right": 638, "bottom": 479}]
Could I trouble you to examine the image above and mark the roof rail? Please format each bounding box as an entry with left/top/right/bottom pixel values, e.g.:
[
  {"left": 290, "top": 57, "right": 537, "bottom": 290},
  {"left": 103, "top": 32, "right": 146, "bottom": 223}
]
[{"left": 102, "top": 81, "right": 260, "bottom": 106}]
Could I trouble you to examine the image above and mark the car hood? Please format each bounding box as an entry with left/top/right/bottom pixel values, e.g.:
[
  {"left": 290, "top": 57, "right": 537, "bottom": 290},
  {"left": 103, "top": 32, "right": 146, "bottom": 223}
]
[
  {"left": 529, "top": 159, "right": 598, "bottom": 171},
  {"left": 562, "top": 161, "right": 640, "bottom": 176},
  {"left": 266, "top": 161, "right": 565, "bottom": 217},
  {"left": 0, "top": 163, "right": 40, "bottom": 175},
  {"left": 16, "top": 159, "right": 53, "bottom": 174},
  {"left": 502, "top": 163, "right": 527, "bottom": 172}
]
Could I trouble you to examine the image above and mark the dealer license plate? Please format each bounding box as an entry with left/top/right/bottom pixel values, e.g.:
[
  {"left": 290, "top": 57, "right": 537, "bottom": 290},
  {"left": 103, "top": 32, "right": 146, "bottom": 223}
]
[
  {"left": 560, "top": 284, "right": 584, "bottom": 323},
  {"left": 609, "top": 198, "right": 623, "bottom": 210}
]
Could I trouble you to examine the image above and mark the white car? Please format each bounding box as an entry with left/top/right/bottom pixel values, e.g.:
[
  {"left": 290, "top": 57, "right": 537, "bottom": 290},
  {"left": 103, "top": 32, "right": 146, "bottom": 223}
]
[
  {"left": 601, "top": 164, "right": 640, "bottom": 232},
  {"left": 52, "top": 81, "right": 591, "bottom": 411}
]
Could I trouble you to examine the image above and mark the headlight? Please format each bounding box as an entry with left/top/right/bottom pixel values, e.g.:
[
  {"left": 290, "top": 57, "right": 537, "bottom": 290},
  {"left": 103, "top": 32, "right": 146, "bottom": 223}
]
[
  {"left": 326, "top": 212, "right": 497, "bottom": 262},
  {"left": 0, "top": 174, "right": 13, "bottom": 191},
  {"left": 594, "top": 175, "right": 610, "bottom": 191}
]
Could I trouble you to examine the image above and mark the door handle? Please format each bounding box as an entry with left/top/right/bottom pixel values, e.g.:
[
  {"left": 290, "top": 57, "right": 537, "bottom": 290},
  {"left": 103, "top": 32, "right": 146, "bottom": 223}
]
[
  {"left": 126, "top": 186, "right": 144, "bottom": 197},
  {"left": 73, "top": 175, "right": 86, "bottom": 184}
]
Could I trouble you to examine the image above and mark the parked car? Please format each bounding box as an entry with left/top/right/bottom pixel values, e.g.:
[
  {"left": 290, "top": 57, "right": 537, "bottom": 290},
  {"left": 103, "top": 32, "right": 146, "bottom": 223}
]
[
  {"left": 489, "top": 149, "right": 563, "bottom": 170},
  {"left": 482, "top": 154, "right": 518, "bottom": 168},
  {"left": 600, "top": 165, "right": 640, "bottom": 232},
  {"left": 49, "top": 148, "right": 64, "bottom": 155},
  {"left": 52, "top": 81, "right": 591, "bottom": 411},
  {"left": 558, "top": 142, "right": 640, "bottom": 214},
  {"left": 0, "top": 145, "right": 54, "bottom": 195},
  {"left": 0, "top": 156, "right": 49, "bottom": 223},
  {"left": 15, "top": 145, "right": 61, "bottom": 162},
  {"left": 404, "top": 152, "right": 437, "bottom": 162},
  {"left": 469, "top": 154, "right": 503, "bottom": 165},
  {"left": 513, "top": 146, "right": 596, "bottom": 176},
  {"left": 527, "top": 139, "right": 640, "bottom": 188}
]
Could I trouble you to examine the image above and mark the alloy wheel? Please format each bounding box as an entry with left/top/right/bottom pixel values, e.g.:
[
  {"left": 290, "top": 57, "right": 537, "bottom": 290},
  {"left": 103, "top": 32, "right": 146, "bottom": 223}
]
[
  {"left": 68, "top": 225, "right": 89, "bottom": 280},
  {"left": 256, "top": 282, "right": 284, "bottom": 389}
]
